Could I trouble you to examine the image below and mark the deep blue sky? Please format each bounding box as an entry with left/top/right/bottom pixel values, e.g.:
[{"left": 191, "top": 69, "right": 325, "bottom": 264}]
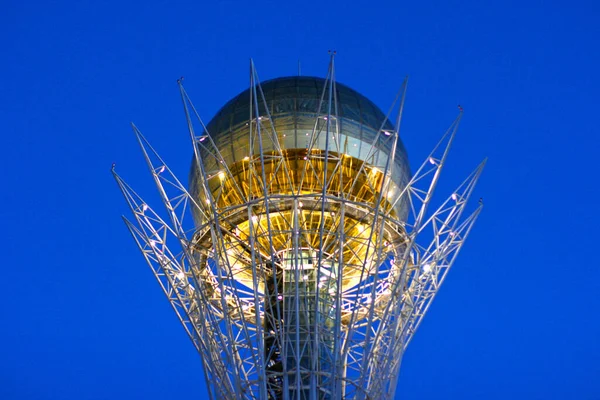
[{"left": 1, "top": 0, "right": 599, "bottom": 399}]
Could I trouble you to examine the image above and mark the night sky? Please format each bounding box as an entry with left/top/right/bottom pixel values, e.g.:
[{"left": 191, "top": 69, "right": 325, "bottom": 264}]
[{"left": 1, "top": 0, "right": 599, "bottom": 399}]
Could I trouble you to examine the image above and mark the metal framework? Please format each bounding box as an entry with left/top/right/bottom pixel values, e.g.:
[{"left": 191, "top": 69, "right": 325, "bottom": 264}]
[{"left": 114, "top": 57, "right": 484, "bottom": 400}]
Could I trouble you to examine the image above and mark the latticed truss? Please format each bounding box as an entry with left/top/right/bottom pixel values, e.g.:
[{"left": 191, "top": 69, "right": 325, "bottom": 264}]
[{"left": 114, "top": 57, "right": 484, "bottom": 400}]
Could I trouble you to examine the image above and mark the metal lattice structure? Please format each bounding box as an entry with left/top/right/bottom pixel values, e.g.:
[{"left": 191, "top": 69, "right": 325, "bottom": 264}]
[{"left": 114, "top": 56, "right": 484, "bottom": 400}]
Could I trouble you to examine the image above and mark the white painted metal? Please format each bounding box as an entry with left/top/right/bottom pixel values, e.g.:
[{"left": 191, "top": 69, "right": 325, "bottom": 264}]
[{"left": 114, "top": 58, "right": 484, "bottom": 400}]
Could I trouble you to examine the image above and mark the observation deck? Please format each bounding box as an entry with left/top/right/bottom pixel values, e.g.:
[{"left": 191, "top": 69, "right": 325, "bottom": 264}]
[{"left": 189, "top": 76, "right": 411, "bottom": 298}]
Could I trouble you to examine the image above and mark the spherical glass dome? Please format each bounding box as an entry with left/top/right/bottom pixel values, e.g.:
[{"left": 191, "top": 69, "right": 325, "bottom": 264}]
[
  {"left": 208, "top": 76, "right": 397, "bottom": 136},
  {"left": 206, "top": 76, "right": 408, "bottom": 171},
  {"left": 192, "top": 76, "right": 411, "bottom": 221}
]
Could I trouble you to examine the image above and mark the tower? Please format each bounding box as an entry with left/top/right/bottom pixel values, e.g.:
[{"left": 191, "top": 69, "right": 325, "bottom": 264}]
[{"left": 114, "top": 57, "right": 484, "bottom": 399}]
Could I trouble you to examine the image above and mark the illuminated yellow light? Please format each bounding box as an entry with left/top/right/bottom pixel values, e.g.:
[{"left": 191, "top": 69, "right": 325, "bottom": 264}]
[
  {"left": 356, "top": 223, "right": 367, "bottom": 234},
  {"left": 194, "top": 147, "right": 402, "bottom": 304}
]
